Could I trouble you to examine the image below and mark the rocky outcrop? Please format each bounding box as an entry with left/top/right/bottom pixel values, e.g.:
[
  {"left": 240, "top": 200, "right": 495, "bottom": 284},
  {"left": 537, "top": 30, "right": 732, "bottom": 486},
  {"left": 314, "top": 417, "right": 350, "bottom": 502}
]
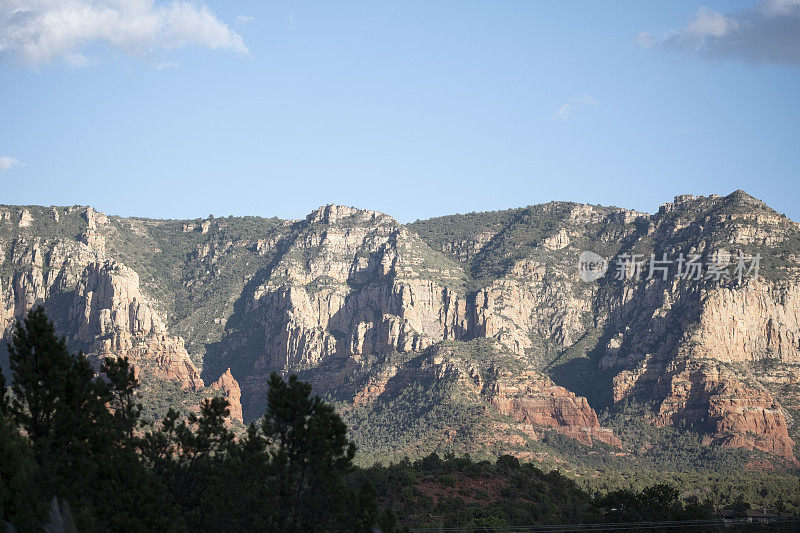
[
  {"left": 210, "top": 368, "right": 243, "bottom": 423},
  {"left": 0, "top": 235, "right": 106, "bottom": 336},
  {"left": 232, "top": 206, "right": 472, "bottom": 414},
  {"left": 352, "top": 364, "right": 400, "bottom": 405},
  {"left": 0, "top": 208, "right": 206, "bottom": 395},
  {"left": 18, "top": 209, "right": 33, "bottom": 228},
  {"left": 471, "top": 258, "right": 592, "bottom": 355},
  {"left": 232, "top": 205, "right": 602, "bottom": 417},
  {"left": 688, "top": 280, "right": 800, "bottom": 363},
  {"left": 69, "top": 260, "right": 203, "bottom": 390},
  {"left": 655, "top": 359, "right": 795, "bottom": 459},
  {"left": 347, "top": 341, "right": 620, "bottom": 448},
  {"left": 70, "top": 261, "right": 166, "bottom": 348},
  {"left": 439, "top": 231, "right": 496, "bottom": 262},
  {"left": 487, "top": 370, "right": 621, "bottom": 447}
]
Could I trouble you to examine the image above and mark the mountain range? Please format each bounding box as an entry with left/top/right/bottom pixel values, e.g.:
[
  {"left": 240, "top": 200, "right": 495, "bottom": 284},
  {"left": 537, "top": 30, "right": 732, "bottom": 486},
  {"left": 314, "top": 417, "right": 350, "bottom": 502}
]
[{"left": 2, "top": 190, "right": 799, "bottom": 469}]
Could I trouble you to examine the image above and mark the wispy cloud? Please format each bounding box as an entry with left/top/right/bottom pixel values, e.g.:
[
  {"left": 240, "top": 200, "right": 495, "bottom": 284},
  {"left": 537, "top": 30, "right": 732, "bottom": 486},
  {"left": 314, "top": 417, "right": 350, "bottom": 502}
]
[
  {"left": 235, "top": 15, "right": 254, "bottom": 26},
  {"left": 0, "top": 156, "right": 24, "bottom": 172},
  {"left": 553, "top": 95, "right": 598, "bottom": 119},
  {"left": 155, "top": 60, "right": 178, "bottom": 70},
  {"left": 288, "top": 13, "right": 295, "bottom": 31},
  {"left": 640, "top": 0, "right": 800, "bottom": 67},
  {"left": 0, "top": 0, "right": 248, "bottom": 69}
]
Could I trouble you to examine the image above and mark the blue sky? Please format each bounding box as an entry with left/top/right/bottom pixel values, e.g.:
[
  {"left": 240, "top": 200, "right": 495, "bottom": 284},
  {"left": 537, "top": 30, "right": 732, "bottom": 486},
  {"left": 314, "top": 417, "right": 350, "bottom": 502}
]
[{"left": 1, "top": 1, "right": 799, "bottom": 223}]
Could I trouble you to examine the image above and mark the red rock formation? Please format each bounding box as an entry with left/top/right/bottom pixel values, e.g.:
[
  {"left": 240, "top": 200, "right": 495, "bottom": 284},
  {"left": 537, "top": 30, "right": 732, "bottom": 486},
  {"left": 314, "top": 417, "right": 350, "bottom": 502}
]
[
  {"left": 121, "top": 336, "right": 205, "bottom": 391},
  {"left": 488, "top": 371, "right": 621, "bottom": 447},
  {"left": 210, "top": 368, "right": 243, "bottom": 423},
  {"left": 656, "top": 360, "right": 795, "bottom": 459},
  {"left": 352, "top": 365, "right": 399, "bottom": 406}
]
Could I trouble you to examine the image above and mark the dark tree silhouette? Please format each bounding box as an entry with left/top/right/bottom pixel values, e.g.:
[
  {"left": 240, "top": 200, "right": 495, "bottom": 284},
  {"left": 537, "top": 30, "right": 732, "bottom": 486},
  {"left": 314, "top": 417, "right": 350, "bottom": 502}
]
[{"left": 262, "top": 372, "right": 376, "bottom": 532}]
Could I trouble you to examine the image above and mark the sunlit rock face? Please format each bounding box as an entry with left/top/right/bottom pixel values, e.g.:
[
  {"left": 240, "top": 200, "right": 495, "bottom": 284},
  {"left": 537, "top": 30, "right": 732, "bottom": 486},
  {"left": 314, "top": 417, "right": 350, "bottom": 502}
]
[{"left": 1, "top": 191, "right": 799, "bottom": 459}]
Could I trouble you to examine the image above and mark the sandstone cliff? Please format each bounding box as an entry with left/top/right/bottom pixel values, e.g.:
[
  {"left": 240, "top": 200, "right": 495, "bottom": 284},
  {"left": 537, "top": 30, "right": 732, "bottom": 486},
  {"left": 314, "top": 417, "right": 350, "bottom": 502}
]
[
  {"left": 1, "top": 191, "right": 798, "bottom": 463},
  {"left": 0, "top": 206, "right": 242, "bottom": 421}
]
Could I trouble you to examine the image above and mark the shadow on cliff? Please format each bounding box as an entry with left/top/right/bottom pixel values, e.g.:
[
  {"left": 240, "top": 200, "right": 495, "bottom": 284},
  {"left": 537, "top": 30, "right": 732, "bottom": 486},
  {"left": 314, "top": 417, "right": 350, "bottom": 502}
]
[
  {"left": 200, "top": 217, "right": 705, "bottom": 424},
  {"left": 199, "top": 230, "right": 299, "bottom": 400},
  {"left": 544, "top": 209, "right": 716, "bottom": 415},
  {"left": 0, "top": 340, "right": 8, "bottom": 381},
  {"left": 199, "top": 268, "right": 275, "bottom": 388},
  {"left": 547, "top": 328, "right": 619, "bottom": 411},
  {"left": 1, "top": 290, "right": 83, "bottom": 380},
  {"left": 546, "top": 275, "right": 704, "bottom": 414},
  {"left": 200, "top": 231, "right": 436, "bottom": 422}
]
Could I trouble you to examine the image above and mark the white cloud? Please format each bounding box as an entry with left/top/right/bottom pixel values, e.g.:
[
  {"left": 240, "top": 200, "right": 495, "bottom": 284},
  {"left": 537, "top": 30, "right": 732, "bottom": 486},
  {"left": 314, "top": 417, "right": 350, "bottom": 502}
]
[
  {"left": 0, "top": 0, "right": 248, "bottom": 68},
  {"left": 554, "top": 103, "right": 571, "bottom": 119},
  {"left": 65, "top": 52, "right": 94, "bottom": 67},
  {"left": 685, "top": 7, "right": 738, "bottom": 39},
  {"left": 0, "top": 156, "right": 24, "bottom": 172},
  {"left": 235, "top": 15, "right": 253, "bottom": 26},
  {"left": 637, "top": 32, "right": 656, "bottom": 48},
  {"left": 762, "top": 0, "right": 800, "bottom": 16},
  {"left": 553, "top": 95, "right": 598, "bottom": 119},
  {"left": 641, "top": 1, "right": 800, "bottom": 66}
]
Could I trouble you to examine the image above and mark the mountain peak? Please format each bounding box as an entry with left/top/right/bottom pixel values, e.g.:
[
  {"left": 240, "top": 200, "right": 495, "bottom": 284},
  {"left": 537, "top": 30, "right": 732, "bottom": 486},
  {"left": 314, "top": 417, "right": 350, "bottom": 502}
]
[
  {"left": 717, "top": 189, "right": 777, "bottom": 217},
  {"left": 304, "top": 204, "right": 393, "bottom": 226}
]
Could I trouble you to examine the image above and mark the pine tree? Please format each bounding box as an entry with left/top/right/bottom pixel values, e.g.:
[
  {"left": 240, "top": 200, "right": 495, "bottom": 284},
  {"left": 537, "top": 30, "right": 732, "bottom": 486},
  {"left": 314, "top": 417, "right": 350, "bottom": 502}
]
[
  {"left": 101, "top": 355, "right": 142, "bottom": 445},
  {"left": 0, "top": 363, "right": 43, "bottom": 529},
  {"left": 262, "top": 372, "right": 377, "bottom": 532},
  {"left": 6, "top": 307, "right": 182, "bottom": 532},
  {"left": 8, "top": 306, "right": 78, "bottom": 453},
  {"left": 200, "top": 422, "right": 271, "bottom": 531},
  {"left": 140, "top": 396, "right": 236, "bottom": 529}
]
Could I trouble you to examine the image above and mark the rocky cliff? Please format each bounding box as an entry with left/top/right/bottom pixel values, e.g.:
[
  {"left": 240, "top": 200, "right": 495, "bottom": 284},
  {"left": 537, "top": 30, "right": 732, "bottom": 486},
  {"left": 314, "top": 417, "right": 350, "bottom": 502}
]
[
  {"left": 1, "top": 190, "right": 798, "bottom": 463},
  {"left": 0, "top": 206, "right": 242, "bottom": 423}
]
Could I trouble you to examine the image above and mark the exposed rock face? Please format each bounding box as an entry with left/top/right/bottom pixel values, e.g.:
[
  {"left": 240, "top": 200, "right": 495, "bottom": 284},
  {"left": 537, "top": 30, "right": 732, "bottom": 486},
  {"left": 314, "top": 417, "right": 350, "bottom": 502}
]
[
  {"left": 487, "top": 370, "right": 621, "bottom": 447},
  {"left": 0, "top": 207, "right": 205, "bottom": 400},
  {"left": 210, "top": 368, "right": 243, "bottom": 423},
  {"left": 582, "top": 193, "right": 800, "bottom": 459},
  {"left": 689, "top": 281, "right": 800, "bottom": 363},
  {"left": 68, "top": 260, "right": 204, "bottom": 390},
  {"left": 471, "top": 261, "right": 592, "bottom": 355},
  {"left": 70, "top": 261, "right": 166, "bottom": 348},
  {"left": 0, "top": 234, "right": 106, "bottom": 337},
  {"left": 229, "top": 206, "right": 471, "bottom": 415},
  {"left": 352, "top": 364, "right": 399, "bottom": 406},
  {"left": 408, "top": 193, "right": 800, "bottom": 459},
  {"left": 656, "top": 359, "right": 794, "bottom": 458},
  {"left": 18, "top": 209, "right": 33, "bottom": 228},
  {"left": 125, "top": 336, "right": 204, "bottom": 390},
  {"left": 1, "top": 192, "right": 799, "bottom": 460},
  {"left": 225, "top": 205, "right": 603, "bottom": 426}
]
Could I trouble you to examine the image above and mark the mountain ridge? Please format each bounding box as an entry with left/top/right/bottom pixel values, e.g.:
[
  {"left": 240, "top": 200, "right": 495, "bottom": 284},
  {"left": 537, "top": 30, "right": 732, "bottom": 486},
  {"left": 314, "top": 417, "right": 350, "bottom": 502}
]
[{"left": 1, "top": 190, "right": 799, "bottom": 467}]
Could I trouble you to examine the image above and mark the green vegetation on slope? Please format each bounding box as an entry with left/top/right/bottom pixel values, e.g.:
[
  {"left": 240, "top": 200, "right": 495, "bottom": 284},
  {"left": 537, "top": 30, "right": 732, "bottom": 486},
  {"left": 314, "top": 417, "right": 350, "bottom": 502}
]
[{"left": 104, "top": 215, "right": 286, "bottom": 359}]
